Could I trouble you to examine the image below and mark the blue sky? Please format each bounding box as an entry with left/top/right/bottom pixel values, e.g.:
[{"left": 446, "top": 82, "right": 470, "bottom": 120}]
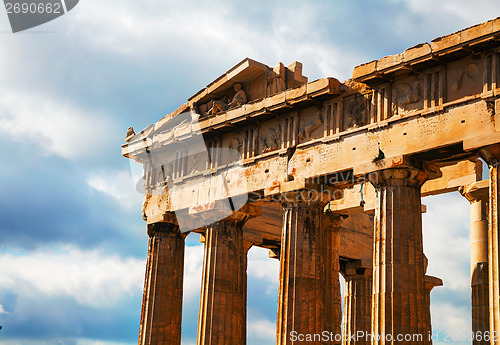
[{"left": 0, "top": 1, "right": 499, "bottom": 344}]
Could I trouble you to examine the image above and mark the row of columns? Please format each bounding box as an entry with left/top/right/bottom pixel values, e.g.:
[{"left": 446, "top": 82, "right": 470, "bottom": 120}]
[{"left": 137, "top": 163, "right": 459, "bottom": 344}]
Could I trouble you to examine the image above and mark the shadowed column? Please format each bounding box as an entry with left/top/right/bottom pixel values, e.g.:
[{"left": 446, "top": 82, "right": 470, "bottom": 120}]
[
  {"left": 423, "top": 275, "right": 442, "bottom": 344},
  {"left": 196, "top": 206, "right": 259, "bottom": 345},
  {"left": 368, "top": 167, "right": 429, "bottom": 345},
  {"left": 479, "top": 144, "right": 500, "bottom": 343},
  {"left": 138, "top": 221, "right": 185, "bottom": 345},
  {"left": 276, "top": 195, "right": 342, "bottom": 345},
  {"left": 460, "top": 180, "right": 490, "bottom": 345},
  {"left": 342, "top": 263, "right": 372, "bottom": 345}
]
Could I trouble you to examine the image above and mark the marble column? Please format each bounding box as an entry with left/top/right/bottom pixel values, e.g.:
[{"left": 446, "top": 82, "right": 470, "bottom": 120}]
[
  {"left": 138, "top": 221, "right": 185, "bottom": 345},
  {"left": 479, "top": 144, "right": 500, "bottom": 342},
  {"left": 460, "top": 181, "right": 490, "bottom": 344},
  {"left": 276, "top": 197, "right": 342, "bottom": 345},
  {"left": 368, "top": 167, "right": 429, "bottom": 344},
  {"left": 423, "top": 275, "right": 443, "bottom": 344},
  {"left": 196, "top": 207, "right": 257, "bottom": 345},
  {"left": 342, "top": 267, "right": 372, "bottom": 345}
]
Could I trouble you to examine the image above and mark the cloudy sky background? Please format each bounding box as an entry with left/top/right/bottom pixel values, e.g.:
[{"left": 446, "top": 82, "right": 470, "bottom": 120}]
[{"left": 0, "top": 1, "right": 499, "bottom": 344}]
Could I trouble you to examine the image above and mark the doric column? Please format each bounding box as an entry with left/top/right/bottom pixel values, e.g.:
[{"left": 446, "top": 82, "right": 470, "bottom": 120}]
[
  {"left": 460, "top": 180, "right": 490, "bottom": 344},
  {"left": 478, "top": 144, "right": 500, "bottom": 341},
  {"left": 196, "top": 205, "right": 259, "bottom": 345},
  {"left": 276, "top": 193, "right": 342, "bottom": 345},
  {"left": 139, "top": 221, "right": 185, "bottom": 345},
  {"left": 368, "top": 167, "right": 429, "bottom": 344},
  {"left": 341, "top": 262, "right": 372, "bottom": 345},
  {"left": 423, "top": 275, "right": 443, "bottom": 344}
]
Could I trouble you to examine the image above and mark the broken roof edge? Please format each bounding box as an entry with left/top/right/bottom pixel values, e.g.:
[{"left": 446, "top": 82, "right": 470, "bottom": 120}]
[
  {"left": 146, "top": 58, "right": 271, "bottom": 135},
  {"left": 187, "top": 57, "right": 271, "bottom": 104},
  {"left": 353, "top": 17, "right": 500, "bottom": 82}
]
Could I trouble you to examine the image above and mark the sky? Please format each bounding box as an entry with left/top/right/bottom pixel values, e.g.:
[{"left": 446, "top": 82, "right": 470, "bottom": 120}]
[{"left": 0, "top": 1, "right": 499, "bottom": 344}]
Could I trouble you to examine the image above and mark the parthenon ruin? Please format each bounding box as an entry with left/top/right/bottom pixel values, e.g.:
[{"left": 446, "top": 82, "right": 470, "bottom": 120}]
[{"left": 123, "top": 18, "right": 500, "bottom": 344}]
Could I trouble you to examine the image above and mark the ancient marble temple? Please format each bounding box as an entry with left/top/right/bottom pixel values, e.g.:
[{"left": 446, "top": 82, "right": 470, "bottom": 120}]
[{"left": 123, "top": 18, "right": 500, "bottom": 344}]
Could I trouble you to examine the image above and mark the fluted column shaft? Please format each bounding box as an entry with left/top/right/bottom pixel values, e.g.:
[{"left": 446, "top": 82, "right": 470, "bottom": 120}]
[
  {"left": 471, "top": 198, "right": 490, "bottom": 342},
  {"left": 489, "top": 162, "right": 500, "bottom": 339},
  {"left": 460, "top": 180, "right": 490, "bottom": 345},
  {"left": 478, "top": 144, "right": 500, "bottom": 344},
  {"left": 139, "top": 222, "right": 185, "bottom": 345},
  {"left": 276, "top": 200, "right": 342, "bottom": 345},
  {"left": 423, "top": 275, "right": 443, "bottom": 344},
  {"left": 342, "top": 271, "right": 372, "bottom": 345},
  {"left": 369, "top": 167, "right": 429, "bottom": 345},
  {"left": 196, "top": 218, "right": 248, "bottom": 345}
]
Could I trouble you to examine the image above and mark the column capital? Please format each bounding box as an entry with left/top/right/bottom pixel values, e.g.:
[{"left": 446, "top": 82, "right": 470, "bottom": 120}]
[
  {"left": 340, "top": 259, "right": 372, "bottom": 278},
  {"left": 323, "top": 210, "right": 344, "bottom": 228},
  {"left": 424, "top": 275, "right": 443, "bottom": 293},
  {"left": 224, "top": 204, "right": 261, "bottom": 225},
  {"left": 459, "top": 180, "right": 489, "bottom": 203},
  {"left": 368, "top": 166, "right": 429, "bottom": 188},
  {"left": 147, "top": 221, "right": 181, "bottom": 238},
  {"left": 478, "top": 143, "right": 500, "bottom": 166}
]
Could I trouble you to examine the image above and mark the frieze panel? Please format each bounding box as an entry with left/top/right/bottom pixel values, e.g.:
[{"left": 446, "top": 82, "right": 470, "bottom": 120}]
[
  {"left": 259, "top": 119, "right": 282, "bottom": 155},
  {"left": 392, "top": 75, "right": 424, "bottom": 117},
  {"left": 447, "top": 57, "right": 482, "bottom": 103},
  {"left": 343, "top": 93, "right": 370, "bottom": 131},
  {"left": 298, "top": 106, "right": 324, "bottom": 144}
]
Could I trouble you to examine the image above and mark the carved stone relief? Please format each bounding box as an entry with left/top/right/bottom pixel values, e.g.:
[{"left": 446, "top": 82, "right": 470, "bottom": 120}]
[
  {"left": 343, "top": 94, "right": 368, "bottom": 130},
  {"left": 228, "top": 133, "right": 244, "bottom": 162},
  {"left": 267, "top": 63, "right": 286, "bottom": 97},
  {"left": 260, "top": 124, "right": 281, "bottom": 154},
  {"left": 299, "top": 107, "right": 324, "bottom": 142},
  {"left": 186, "top": 152, "right": 207, "bottom": 176},
  {"left": 447, "top": 58, "right": 483, "bottom": 102},
  {"left": 392, "top": 78, "right": 423, "bottom": 116}
]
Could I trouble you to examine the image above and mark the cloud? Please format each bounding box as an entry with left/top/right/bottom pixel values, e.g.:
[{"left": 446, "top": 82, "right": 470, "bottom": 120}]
[
  {"left": 0, "top": 245, "right": 144, "bottom": 308},
  {"left": 0, "top": 90, "right": 116, "bottom": 160},
  {"left": 0, "top": 339, "right": 134, "bottom": 345},
  {"left": 183, "top": 244, "right": 204, "bottom": 299},
  {"left": 422, "top": 192, "right": 472, "bottom": 339},
  {"left": 431, "top": 302, "right": 471, "bottom": 345},
  {"left": 423, "top": 193, "right": 471, "bottom": 291},
  {"left": 86, "top": 168, "right": 143, "bottom": 210},
  {"left": 0, "top": 303, "right": 8, "bottom": 314},
  {"left": 247, "top": 246, "right": 279, "bottom": 285},
  {"left": 248, "top": 319, "right": 276, "bottom": 341}
]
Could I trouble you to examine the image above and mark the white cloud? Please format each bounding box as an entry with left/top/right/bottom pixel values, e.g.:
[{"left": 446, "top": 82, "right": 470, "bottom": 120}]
[
  {"left": 183, "top": 244, "right": 204, "bottom": 299},
  {"left": 0, "top": 90, "right": 115, "bottom": 159},
  {"left": 423, "top": 193, "right": 472, "bottom": 339},
  {"left": 423, "top": 193, "right": 471, "bottom": 291},
  {"left": 247, "top": 246, "right": 279, "bottom": 283},
  {"left": 0, "top": 245, "right": 144, "bottom": 308},
  {"left": 400, "top": 0, "right": 500, "bottom": 25},
  {"left": 0, "top": 339, "right": 134, "bottom": 345},
  {"left": 86, "top": 168, "right": 143, "bottom": 209},
  {"left": 247, "top": 319, "right": 276, "bottom": 341},
  {"left": 0, "top": 303, "right": 8, "bottom": 314},
  {"left": 75, "top": 340, "right": 134, "bottom": 345},
  {"left": 431, "top": 302, "right": 471, "bottom": 344}
]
